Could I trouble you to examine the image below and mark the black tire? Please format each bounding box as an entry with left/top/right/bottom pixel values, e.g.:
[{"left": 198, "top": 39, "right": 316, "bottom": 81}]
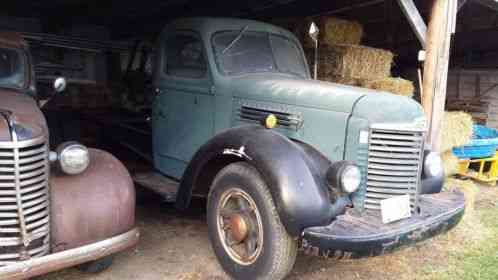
[
  {"left": 78, "top": 255, "right": 114, "bottom": 273},
  {"left": 207, "top": 162, "right": 297, "bottom": 280}
]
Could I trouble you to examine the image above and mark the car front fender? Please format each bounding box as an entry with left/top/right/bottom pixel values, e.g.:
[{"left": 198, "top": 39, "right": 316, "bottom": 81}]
[{"left": 50, "top": 148, "right": 136, "bottom": 252}]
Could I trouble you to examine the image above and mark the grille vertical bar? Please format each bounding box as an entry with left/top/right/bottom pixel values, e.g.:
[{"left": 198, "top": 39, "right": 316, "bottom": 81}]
[{"left": 365, "top": 128, "right": 425, "bottom": 212}]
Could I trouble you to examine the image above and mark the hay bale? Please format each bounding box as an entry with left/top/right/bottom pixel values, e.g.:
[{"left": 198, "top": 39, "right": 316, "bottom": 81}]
[
  {"left": 441, "top": 111, "right": 474, "bottom": 152},
  {"left": 359, "top": 77, "right": 414, "bottom": 97},
  {"left": 322, "top": 16, "right": 363, "bottom": 46},
  {"left": 298, "top": 17, "right": 363, "bottom": 48},
  {"left": 444, "top": 178, "right": 478, "bottom": 212},
  {"left": 442, "top": 151, "right": 460, "bottom": 176},
  {"left": 319, "top": 44, "right": 393, "bottom": 80},
  {"left": 322, "top": 75, "right": 361, "bottom": 86},
  {"left": 304, "top": 48, "right": 361, "bottom": 86}
]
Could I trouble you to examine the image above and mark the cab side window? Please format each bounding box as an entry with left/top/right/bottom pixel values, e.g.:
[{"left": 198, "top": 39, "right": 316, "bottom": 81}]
[{"left": 163, "top": 34, "right": 207, "bottom": 79}]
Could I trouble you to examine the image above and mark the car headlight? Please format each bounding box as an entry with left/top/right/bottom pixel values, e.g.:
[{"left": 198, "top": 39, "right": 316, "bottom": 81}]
[
  {"left": 424, "top": 151, "right": 443, "bottom": 177},
  {"left": 56, "top": 142, "right": 90, "bottom": 175},
  {"left": 326, "top": 161, "right": 362, "bottom": 194}
]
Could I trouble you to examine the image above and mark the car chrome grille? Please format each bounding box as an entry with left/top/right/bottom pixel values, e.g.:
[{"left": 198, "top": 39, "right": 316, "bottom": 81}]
[
  {"left": 0, "top": 136, "right": 50, "bottom": 266},
  {"left": 364, "top": 128, "right": 425, "bottom": 212}
]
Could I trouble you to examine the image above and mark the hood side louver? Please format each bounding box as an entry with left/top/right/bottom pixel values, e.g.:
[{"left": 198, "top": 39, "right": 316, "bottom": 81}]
[{"left": 238, "top": 105, "right": 303, "bottom": 130}]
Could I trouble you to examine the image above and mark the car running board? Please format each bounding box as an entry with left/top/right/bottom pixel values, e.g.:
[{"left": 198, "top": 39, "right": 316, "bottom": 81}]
[{"left": 133, "top": 172, "right": 179, "bottom": 202}]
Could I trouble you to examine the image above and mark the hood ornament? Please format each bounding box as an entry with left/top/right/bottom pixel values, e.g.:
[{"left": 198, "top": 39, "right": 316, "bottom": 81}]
[{"left": 308, "top": 22, "right": 320, "bottom": 80}]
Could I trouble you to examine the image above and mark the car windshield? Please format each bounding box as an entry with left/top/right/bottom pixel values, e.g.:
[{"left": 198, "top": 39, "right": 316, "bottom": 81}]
[
  {"left": 213, "top": 31, "right": 308, "bottom": 78},
  {"left": 0, "top": 47, "right": 25, "bottom": 89}
]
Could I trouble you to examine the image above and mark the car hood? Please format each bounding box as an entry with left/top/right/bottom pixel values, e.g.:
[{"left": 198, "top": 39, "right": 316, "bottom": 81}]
[
  {"left": 229, "top": 74, "right": 369, "bottom": 113},
  {"left": 0, "top": 88, "right": 46, "bottom": 141}
]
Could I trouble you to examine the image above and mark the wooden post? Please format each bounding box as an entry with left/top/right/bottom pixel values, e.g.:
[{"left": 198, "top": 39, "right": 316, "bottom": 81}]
[{"left": 422, "top": 0, "right": 454, "bottom": 151}]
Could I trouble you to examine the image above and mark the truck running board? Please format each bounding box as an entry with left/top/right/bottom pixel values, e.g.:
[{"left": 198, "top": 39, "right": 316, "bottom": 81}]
[{"left": 133, "top": 172, "right": 179, "bottom": 202}]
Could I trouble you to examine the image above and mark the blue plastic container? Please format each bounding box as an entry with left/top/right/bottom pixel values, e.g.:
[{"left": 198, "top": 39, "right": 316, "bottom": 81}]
[{"left": 452, "top": 125, "right": 498, "bottom": 159}]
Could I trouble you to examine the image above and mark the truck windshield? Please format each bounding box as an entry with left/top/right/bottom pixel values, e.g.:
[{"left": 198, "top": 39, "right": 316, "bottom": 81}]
[
  {"left": 213, "top": 31, "right": 308, "bottom": 78},
  {"left": 0, "top": 47, "right": 25, "bottom": 90}
]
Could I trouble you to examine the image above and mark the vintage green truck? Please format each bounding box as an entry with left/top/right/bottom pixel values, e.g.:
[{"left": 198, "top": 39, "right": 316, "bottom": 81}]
[{"left": 133, "top": 17, "right": 465, "bottom": 280}]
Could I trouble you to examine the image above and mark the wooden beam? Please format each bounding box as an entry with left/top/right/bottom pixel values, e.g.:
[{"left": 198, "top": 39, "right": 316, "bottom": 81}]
[
  {"left": 396, "top": 0, "right": 427, "bottom": 47},
  {"left": 458, "top": 0, "right": 468, "bottom": 11},
  {"left": 422, "top": 0, "right": 455, "bottom": 151},
  {"left": 311, "top": 0, "right": 385, "bottom": 17}
]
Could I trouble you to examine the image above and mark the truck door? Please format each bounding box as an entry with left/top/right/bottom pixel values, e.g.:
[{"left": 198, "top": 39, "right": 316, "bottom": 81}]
[{"left": 152, "top": 31, "right": 214, "bottom": 179}]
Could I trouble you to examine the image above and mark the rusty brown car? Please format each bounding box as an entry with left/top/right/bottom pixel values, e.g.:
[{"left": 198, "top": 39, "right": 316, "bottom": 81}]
[{"left": 0, "top": 32, "right": 138, "bottom": 279}]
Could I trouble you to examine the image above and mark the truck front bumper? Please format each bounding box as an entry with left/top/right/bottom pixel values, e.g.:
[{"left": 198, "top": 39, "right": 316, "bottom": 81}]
[
  {"left": 0, "top": 228, "right": 139, "bottom": 280},
  {"left": 301, "top": 192, "right": 465, "bottom": 258}
]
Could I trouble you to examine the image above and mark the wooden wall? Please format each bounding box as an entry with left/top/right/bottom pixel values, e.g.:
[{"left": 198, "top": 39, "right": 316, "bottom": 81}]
[{"left": 445, "top": 69, "right": 498, "bottom": 128}]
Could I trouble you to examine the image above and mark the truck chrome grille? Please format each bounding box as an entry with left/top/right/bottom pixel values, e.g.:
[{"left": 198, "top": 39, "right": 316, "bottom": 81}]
[
  {"left": 238, "top": 106, "right": 303, "bottom": 130},
  {"left": 364, "top": 128, "right": 424, "bottom": 212},
  {"left": 0, "top": 136, "right": 50, "bottom": 266}
]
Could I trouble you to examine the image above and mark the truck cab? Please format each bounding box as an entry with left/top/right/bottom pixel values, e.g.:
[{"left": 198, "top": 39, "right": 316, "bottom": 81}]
[
  {"left": 0, "top": 32, "right": 138, "bottom": 279},
  {"left": 135, "top": 17, "right": 465, "bottom": 280}
]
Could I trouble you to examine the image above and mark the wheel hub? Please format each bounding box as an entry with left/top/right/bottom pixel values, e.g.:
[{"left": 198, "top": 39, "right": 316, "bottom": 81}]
[
  {"left": 217, "top": 188, "right": 264, "bottom": 266},
  {"left": 228, "top": 214, "right": 249, "bottom": 243}
]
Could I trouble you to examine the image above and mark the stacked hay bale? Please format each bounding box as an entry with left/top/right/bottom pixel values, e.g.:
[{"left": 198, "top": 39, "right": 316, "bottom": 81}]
[
  {"left": 272, "top": 16, "right": 414, "bottom": 96},
  {"left": 441, "top": 111, "right": 474, "bottom": 177},
  {"left": 359, "top": 78, "right": 415, "bottom": 98},
  {"left": 440, "top": 112, "right": 477, "bottom": 217},
  {"left": 319, "top": 44, "right": 393, "bottom": 81},
  {"left": 441, "top": 151, "right": 460, "bottom": 177},
  {"left": 441, "top": 111, "right": 475, "bottom": 152}
]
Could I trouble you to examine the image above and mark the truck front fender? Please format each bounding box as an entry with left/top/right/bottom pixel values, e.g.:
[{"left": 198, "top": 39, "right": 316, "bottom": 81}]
[
  {"left": 50, "top": 149, "right": 136, "bottom": 252},
  {"left": 177, "top": 125, "right": 335, "bottom": 236}
]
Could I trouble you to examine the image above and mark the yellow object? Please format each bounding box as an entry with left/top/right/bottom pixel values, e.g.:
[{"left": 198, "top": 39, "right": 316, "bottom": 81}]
[
  {"left": 264, "top": 114, "right": 277, "bottom": 129},
  {"left": 457, "top": 151, "right": 498, "bottom": 186}
]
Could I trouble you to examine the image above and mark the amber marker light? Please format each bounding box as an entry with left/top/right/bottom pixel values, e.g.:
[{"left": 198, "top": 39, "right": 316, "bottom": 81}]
[{"left": 264, "top": 114, "right": 278, "bottom": 129}]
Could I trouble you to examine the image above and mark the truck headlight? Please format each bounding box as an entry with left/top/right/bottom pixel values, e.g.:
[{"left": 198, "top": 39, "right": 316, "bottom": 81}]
[
  {"left": 424, "top": 151, "right": 443, "bottom": 177},
  {"left": 326, "top": 161, "right": 362, "bottom": 194},
  {"left": 56, "top": 142, "right": 90, "bottom": 175}
]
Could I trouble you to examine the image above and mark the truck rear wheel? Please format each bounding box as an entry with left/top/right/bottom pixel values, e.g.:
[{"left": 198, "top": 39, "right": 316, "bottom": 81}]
[{"left": 207, "top": 162, "right": 297, "bottom": 280}]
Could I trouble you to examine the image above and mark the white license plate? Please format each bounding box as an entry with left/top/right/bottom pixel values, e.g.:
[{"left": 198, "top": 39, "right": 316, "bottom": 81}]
[{"left": 380, "top": 195, "right": 412, "bottom": 224}]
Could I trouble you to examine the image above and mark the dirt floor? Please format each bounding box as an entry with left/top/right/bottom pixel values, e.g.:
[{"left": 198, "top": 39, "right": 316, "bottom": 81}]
[{"left": 38, "top": 184, "right": 497, "bottom": 280}]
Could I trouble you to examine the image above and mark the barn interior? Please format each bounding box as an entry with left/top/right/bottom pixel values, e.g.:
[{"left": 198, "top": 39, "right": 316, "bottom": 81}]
[{"left": 2, "top": 0, "right": 498, "bottom": 166}]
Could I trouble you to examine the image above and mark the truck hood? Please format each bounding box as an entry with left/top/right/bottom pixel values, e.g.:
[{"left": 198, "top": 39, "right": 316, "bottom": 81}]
[
  {"left": 352, "top": 90, "right": 426, "bottom": 125},
  {"left": 0, "top": 88, "right": 47, "bottom": 141},
  {"left": 230, "top": 74, "right": 368, "bottom": 113},
  {"left": 231, "top": 74, "right": 426, "bottom": 126}
]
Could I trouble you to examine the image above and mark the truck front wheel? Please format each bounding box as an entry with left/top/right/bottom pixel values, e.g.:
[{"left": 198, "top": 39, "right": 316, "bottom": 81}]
[{"left": 207, "top": 162, "right": 297, "bottom": 280}]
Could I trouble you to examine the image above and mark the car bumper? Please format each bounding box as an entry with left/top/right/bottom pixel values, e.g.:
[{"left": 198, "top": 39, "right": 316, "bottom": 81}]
[
  {"left": 301, "top": 192, "right": 465, "bottom": 258},
  {"left": 0, "top": 228, "right": 140, "bottom": 280}
]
